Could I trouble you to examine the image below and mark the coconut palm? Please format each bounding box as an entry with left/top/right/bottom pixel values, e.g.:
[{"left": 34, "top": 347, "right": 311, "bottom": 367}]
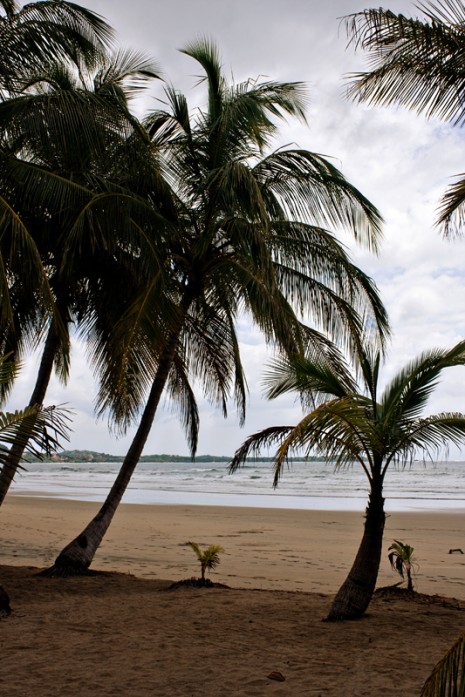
[
  {"left": 187, "top": 542, "right": 224, "bottom": 582},
  {"left": 45, "top": 39, "right": 389, "bottom": 575},
  {"left": 229, "top": 339, "right": 465, "bottom": 621},
  {"left": 388, "top": 539, "right": 415, "bottom": 591},
  {"left": 344, "top": 1, "right": 465, "bottom": 236},
  {"left": 0, "top": 50, "right": 162, "bottom": 504},
  {"left": 0, "top": 0, "right": 112, "bottom": 97}
]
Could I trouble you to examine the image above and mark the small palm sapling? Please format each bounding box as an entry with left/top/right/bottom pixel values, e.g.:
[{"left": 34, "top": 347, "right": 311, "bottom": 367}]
[
  {"left": 388, "top": 540, "right": 415, "bottom": 592},
  {"left": 187, "top": 542, "right": 224, "bottom": 583}
]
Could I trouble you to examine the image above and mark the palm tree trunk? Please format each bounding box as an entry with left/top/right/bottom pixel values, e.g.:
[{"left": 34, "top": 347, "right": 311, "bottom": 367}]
[
  {"left": 0, "top": 321, "right": 62, "bottom": 506},
  {"left": 45, "top": 303, "right": 189, "bottom": 575},
  {"left": 325, "top": 475, "right": 385, "bottom": 621}
]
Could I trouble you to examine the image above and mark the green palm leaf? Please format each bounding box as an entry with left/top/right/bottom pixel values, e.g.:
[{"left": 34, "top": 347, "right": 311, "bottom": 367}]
[
  {"left": 344, "top": 2, "right": 465, "bottom": 235},
  {"left": 422, "top": 632, "right": 465, "bottom": 696}
]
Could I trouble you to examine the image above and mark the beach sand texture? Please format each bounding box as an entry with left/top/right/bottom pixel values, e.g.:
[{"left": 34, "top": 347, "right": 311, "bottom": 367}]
[{"left": 2, "top": 497, "right": 465, "bottom": 696}]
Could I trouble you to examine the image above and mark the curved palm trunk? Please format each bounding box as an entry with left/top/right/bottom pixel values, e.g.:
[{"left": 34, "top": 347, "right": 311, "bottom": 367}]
[
  {"left": 0, "top": 320, "right": 63, "bottom": 506},
  {"left": 325, "top": 474, "right": 385, "bottom": 621},
  {"left": 46, "top": 305, "right": 189, "bottom": 575}
]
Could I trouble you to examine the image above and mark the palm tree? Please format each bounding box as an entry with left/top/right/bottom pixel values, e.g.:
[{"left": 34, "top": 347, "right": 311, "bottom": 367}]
[
  {"left": 187, "top": 542, "right": 224, "bottom": 583},
  {"left": 0, "top": 50, "right": 162, "bottom": 504},
  {"left": 229, "top": 339, "right": 465, "bottom": 621},
  {"left": 344, "top": 1, "right": 465, "bottom": 236},
  {"left": 388, "top": 539, "right": 415, "bottom": 591},
  {"left": 0, "top": 0, "right": 113, "bottom": 97},
  {"left": 45, "top": 39, "right": 389, "bottom": 576}
]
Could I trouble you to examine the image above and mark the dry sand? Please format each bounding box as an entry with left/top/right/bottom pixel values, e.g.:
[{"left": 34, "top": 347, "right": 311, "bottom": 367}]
[{"left": 2, "top": 496, "right": 465, "bottom": 696}]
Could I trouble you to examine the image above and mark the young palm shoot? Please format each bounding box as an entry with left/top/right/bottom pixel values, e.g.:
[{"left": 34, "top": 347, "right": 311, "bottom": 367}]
[
  {"left": 187, "top": 542, "right": 224, "bottom": 583},
  {"left": 388, "top": 540, "right": 415, "bottom": 592}
]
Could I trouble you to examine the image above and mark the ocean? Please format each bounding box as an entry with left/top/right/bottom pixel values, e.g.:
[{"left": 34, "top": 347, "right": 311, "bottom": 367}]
[{"left": 9, "top": 458, "right": 465, "bottom": 512}]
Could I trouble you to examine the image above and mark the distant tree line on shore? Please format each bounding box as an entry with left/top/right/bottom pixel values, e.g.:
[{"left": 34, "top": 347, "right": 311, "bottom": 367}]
[{"left": 23, "top": 450, "right": 327, "bottom": 464}]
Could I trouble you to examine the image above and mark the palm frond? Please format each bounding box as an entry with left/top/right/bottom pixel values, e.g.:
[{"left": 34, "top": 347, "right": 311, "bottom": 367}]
[
  {"left": 165, "top": 352, "right": 199, "bottom": 457},
  {"left": 263, "top": 352, "right": 355, "bottom": 404},
  {"left": 437, "top": 172, "right": 465, "bottom": 237},
  {"left": 421, "top": 630, "right": 465, "bottom": 696},
  {"left": 229, "top": 425, "right": 295, "bottom": 474},
  {"left": 345, "top": 4, "right": 465, "bottom": 125},
  {"left": 93, "top": 47, "right": 161, "bottom": 102},
  {"left": 255, "top": 149, "right": 384, "bottom": 251},
  {"left": 0, "top": 403, "right": 71, "bottom": 465},
  {"left": 380, "top": 341, "right": 465, "bottom": 428},
  {"left": 0, "top": 1, "right": 113, "bottom": 94}
]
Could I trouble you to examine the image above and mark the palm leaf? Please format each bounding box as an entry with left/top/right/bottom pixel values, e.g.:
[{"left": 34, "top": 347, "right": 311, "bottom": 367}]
[
  {"left": 421, "top": 631, "right": 465, "bottom": 696},
  {"left": 437, "top": 173, "right": 465, "bottom": 237},
  {"left": 344, "top": 3, "right": 465, "bottom": 235},
  {"left": 0, "top": 403, "right": 71, "bottom": 466},
  {"left": 345, "top": 4, "right": 465, "bottom": 125}
]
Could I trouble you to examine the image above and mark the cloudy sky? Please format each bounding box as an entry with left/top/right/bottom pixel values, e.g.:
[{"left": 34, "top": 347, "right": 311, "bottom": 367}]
[{"left": 9, "top": 0, "right": 465, "bottom": 457}]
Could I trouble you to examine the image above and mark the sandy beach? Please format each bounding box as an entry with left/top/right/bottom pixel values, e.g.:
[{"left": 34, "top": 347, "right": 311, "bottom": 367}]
[{"left": 2, "top": 496, "right": 465, "bottom": 695}]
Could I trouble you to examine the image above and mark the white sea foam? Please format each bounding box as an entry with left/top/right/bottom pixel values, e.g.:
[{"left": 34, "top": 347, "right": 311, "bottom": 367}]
[{"left": 9, "top": 459, "right": 465, "bottom": 512}]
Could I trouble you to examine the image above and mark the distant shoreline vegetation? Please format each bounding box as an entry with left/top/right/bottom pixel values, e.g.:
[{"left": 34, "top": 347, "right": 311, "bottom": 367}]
[{"left": 24, "top": 450, "right": 327, "bottom": 464}]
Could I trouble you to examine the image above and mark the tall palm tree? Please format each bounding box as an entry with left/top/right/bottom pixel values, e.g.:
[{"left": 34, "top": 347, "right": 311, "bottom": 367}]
[
  {"left": 229, "top": 339, "right": 465, "bottom": 621},
  {"left": 0, "top": 50, "right": 162, "bottom": 504},
  {"left": 46, "top": 39, "right": 389, "bottom": 575},
  {"left": 344, "top": 1, "right": 465, "bottom": 236}
]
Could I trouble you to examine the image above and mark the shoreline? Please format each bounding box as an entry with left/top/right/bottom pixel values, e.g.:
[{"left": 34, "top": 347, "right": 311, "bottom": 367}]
[
  {"left": 10, "top": 487, "right": 465, "bottom": 512},
  {"left": 2, "top": 495, "right": 465, "bottom": 597}
]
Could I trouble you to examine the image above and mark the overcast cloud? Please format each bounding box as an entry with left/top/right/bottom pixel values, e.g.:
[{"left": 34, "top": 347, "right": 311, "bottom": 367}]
[{"left": 8, "top": 0, "right": 465, "bottom": 457}]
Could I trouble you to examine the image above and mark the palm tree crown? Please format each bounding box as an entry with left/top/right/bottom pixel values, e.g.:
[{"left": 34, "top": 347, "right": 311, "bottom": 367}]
[{"left": 96, "top": 38, "right": 390, "bottom": 431}]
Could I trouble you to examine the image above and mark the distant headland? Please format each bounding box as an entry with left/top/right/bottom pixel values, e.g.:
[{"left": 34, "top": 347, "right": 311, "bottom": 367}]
[{"left": 34, "top": 450, "right": 323, "bottom": 464}]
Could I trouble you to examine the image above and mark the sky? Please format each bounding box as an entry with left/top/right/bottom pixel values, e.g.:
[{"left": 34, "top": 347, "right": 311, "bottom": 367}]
[{"left": 9, "top": 0, "right": 465, "bottom": 457}]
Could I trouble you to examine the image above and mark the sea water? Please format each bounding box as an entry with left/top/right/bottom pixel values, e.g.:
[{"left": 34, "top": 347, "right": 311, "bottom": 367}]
[{"left": 8, "top": 458, "right": 465, "bottom": 512}]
